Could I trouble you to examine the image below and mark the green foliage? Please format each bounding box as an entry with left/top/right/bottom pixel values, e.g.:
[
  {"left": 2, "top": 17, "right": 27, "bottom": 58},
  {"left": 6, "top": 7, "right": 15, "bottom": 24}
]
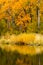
[{"left": 0, "top": 19, "right": 7, "bottom": 35}]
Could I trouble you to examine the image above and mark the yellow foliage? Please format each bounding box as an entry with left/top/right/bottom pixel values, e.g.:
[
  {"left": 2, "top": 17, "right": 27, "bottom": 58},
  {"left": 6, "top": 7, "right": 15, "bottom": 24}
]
[
  {"left": 16, "top": 33, "right": 35, "bottom": 43},
  {"left": 0, "top": 33, "right": 43, "bottom": 44},
  {"left": 0, "top": 33, "right": 43, "bottom": 55}
]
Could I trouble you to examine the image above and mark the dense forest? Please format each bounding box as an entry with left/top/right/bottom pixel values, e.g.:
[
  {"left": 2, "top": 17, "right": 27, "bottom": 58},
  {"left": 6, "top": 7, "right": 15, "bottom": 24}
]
[
  {"left": 0, "top": 0, "right": 43, "bottom": 35},
  {"left": 0, "top": 0, "right": 43, "bottom": 65}
]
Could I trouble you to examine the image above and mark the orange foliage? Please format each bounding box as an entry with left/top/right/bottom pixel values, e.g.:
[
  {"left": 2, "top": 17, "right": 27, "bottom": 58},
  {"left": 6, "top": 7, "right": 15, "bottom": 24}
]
[{"left": 0, "top": 0, "right": 43, "bottom": 31}]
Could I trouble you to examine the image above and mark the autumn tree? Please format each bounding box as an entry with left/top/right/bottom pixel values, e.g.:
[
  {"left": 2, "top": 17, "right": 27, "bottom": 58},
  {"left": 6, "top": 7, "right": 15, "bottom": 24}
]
[{"left": 0, "top": 0, "right": 43, "bottom": 34}]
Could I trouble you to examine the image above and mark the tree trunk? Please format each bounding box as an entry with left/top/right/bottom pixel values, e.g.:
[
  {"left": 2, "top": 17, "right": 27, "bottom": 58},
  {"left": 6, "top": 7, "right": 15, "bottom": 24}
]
[{"left": 37, "top": 0, "right": 40, "bottom": 29}]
